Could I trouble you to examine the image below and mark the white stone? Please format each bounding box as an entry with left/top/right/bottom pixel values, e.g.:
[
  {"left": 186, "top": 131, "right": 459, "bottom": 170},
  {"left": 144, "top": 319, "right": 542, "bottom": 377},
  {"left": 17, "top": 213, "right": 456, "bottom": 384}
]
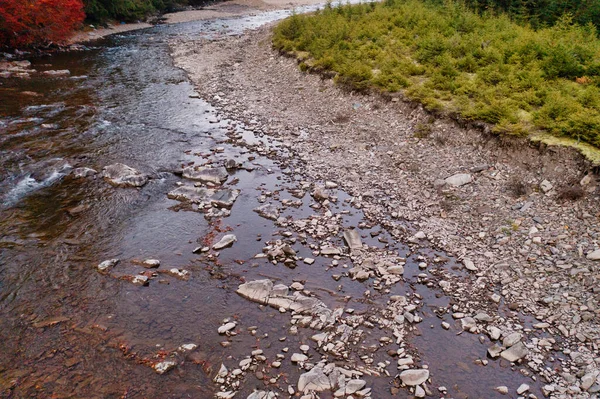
[
  {"left": 445, "top": 173, "right": 472, "bottom": 187},
  {"left": 218, "top": 322, "right": 236, "bottom": 334},
  {"left": 517, "top": 383, "right": 530, "bottom": 394},
  {"left": 463, "top": 259, "right": 477, "bottom": 271},
  {"left": 213, "top": 234, "right": 237, "bottom": 250},
  {"left": 291, "top": 353, "right": 308, "bottom": 363},
  {"left": 399, "top": 369, "right": 429, "bottom": 386},
  {"left": 586, "top": 249, "right": 600, "bottom": 260}
]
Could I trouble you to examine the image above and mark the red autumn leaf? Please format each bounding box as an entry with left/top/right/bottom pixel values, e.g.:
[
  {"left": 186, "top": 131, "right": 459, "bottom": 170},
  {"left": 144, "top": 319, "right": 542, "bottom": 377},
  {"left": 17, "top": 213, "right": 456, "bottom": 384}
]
[{"left": 0, "top": 0, "right": 85, "bottom": 48}]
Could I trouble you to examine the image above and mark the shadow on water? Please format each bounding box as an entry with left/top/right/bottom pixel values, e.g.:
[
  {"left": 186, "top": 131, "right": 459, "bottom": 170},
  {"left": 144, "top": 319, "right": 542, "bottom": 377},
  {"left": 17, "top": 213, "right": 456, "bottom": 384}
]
[{"left": 0, "top": 6, "right": 548, "bottom": 399}]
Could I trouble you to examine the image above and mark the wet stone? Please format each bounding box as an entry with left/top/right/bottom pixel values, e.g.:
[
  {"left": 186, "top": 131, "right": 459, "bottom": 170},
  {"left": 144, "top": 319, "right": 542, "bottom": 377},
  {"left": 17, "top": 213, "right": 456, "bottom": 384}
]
[
  {"left": 254, "top": 203, "right": 280, "bottom": 220},
  {"left": 211, "top": 189, "right": 240, "bottom": 208},
  {"left": 141, "top": 259, "right": 160, "bottom": 268},
  {"left": 399, "top": 369, "right": 429, "bottom": 386},
  {"left": 102, "top": 163, "right": 148, "bottom": 187},
  {"left": 167, "top": 185, "right": 215, "bottom": 204},
  {"left": 97, "top": 259, "right": 119, "bottom": 273},
  {"left": 213, "top": 234, "right": 237, "bottom": 250},
  {"left": 343, "top": 229, "right": 362, "bottom": 250},
  {"left": 500, "top": 341, "right": 528, "bottom": 362},
  {"left": 297, "top": 365, "right": 331, "bottom": 393},
  {"left": 182, "top": 165, "right": 228, "bottom": 184},
  {"left": 72, "top": 167, "right": 97, "bottom": 178},
  {"left": 153, "top": 360, "right": 177, "bottom": 374}
]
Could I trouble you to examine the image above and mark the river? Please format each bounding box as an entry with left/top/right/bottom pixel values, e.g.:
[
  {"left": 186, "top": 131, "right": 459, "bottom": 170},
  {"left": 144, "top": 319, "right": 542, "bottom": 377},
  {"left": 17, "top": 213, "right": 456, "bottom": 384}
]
[{"left": 0, "top": 7, "right": 544, "bottom": 399}]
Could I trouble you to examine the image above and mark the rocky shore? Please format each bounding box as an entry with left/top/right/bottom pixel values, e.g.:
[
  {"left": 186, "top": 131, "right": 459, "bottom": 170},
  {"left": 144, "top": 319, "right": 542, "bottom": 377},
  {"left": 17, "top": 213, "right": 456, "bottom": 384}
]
[{"left": 170, "top": 24, "right": 600, "bottom": 398}]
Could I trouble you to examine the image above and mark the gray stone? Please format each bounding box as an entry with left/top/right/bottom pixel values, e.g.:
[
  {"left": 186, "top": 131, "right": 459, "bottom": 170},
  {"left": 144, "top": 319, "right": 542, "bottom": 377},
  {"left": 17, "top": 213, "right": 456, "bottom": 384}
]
[
  {"left": 495, "top": 386, "right": 508, "bottom": 394},
  {"left": 517, "top": 383, "right": 530, "bottom": 394},
  {"left": 211, "top": 189, "right": 240, "bottom": 208},
  {"left": 298, "top": 366, "right": 331, "bottom": 392},
  {"left": 247, "top": 391, "right": 277, "bottom": 399},
  {"left": 237, "top": 279, "right": 273, "bottom": 303},
  {"left": 540, "top": 179, "right": 553, "bottom": 193},
  {"left": 343, "top": 229, "right": 362, "bottom": 250},
  {"left": 500, "top": 341, "right": 528, "bottom": 362},
  {"left": 487, "top": 343, "right": 503, "bottom": 358},
  {"left": 399, "top": 369, "right": 429, "bottom": 386},
  {"left": 102, "top": 163, "right": 147, "bottom": 187},
  {"left": 345, "top": 379, "right": 366, "bottom": 394},
  {"left": 445, "top": 173, "right": 472, "bottom": 187},
  {"left": 291, "top": 353, "right": 308, "bottom": 363},
  {"left": 461, "top": 317, "right": 477, "bottom": 331},
  {"left": 502, "top": 332, "right": 522, "bottom": 348},
  {"left": 254, "top": 203, "right": 280, "bottom": 220},
  {"left": 182, "top": 166, "right": 228, "bottom": 184},
  {"left": 167, "top": 185, "right": 214, "bottom": 204},
  {"left": 586, "top": 249, "right": 600, "bottom": 260},
  {"left": 463, "top": 258, "right": 477, "bottom": 271}
]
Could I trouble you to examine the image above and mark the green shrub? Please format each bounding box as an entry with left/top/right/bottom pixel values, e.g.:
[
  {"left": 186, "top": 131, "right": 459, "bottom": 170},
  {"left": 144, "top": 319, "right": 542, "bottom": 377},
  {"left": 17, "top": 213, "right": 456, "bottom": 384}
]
[{"left": 273, "top": 0, "right": 600, "bottom": 147}]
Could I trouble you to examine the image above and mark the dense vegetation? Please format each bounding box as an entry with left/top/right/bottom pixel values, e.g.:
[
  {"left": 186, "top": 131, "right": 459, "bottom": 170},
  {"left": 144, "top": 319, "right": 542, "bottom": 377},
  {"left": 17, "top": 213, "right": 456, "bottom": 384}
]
[
  {"left": 83, "top": 0, "right": 187, "bottom": 23},
  {"left": 0, "top": 0, "right": 85, "bottom": 47},
  {"left": 460, "top": 0, "right": 600, "bottom": 31},
  {"left": 273, "top": 0, "right": 600, "bottom": 147}
]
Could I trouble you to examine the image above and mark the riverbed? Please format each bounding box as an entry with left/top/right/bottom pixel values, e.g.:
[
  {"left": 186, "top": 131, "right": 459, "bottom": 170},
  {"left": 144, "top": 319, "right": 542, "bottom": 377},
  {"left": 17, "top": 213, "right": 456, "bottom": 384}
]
[{"left": 1, "top": 4, "right": 593, "bottom": 399}]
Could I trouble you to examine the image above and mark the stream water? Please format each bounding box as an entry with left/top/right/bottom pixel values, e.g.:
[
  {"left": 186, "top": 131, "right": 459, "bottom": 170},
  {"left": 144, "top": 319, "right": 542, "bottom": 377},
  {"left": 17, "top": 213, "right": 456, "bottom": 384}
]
[{"left": 0, "top": 9, "right": 545, "bottom": 399}]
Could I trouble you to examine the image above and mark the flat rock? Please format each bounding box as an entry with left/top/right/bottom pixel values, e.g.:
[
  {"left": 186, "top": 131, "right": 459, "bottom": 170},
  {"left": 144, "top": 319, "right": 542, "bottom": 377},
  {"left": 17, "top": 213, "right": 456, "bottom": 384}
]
[
  {"left": 500, "top": 341, "right": 528, "bottom": 362},
  {"left": 445, "top": 173, "right": 472, "bottom": 187},
  {"left": 399, "top": 369, "right": 429, "bottom": 386},
  {"left": 502, "top": 332, "right": 522, "bottom": 348},
  {"left": 345, "top": 379, "right": 366, "bottom": 394},
  {"left": 182, "top": 166, "right": 228, "bottom": 184},
  {"left": 254, "top": 203, "right": 280, "bottom": 220},
  {"left": 247, "top": 391, "right": 277, "bottom": 399},
  {"left": 298, "top": 366, "right": 331, "bottom": 392},
  {"left": 463, "top": 258, "right": 477, "bottom": 271},
  {"left": 213, "top": 234, "right": 237, "bottom": 250},
  {"left": 167, "top": 185, "right": 215, "bottom": 204},
  {"left": 43, "top": 69, "right": 70, "bottom": 77},
  {"left": 291, "top": 353, "right": 308, "bottom": 363},
  {"left": 237, "top": 279, "right": 335, "bottom": 328},
  {"left": 102, "top": 163, "right": 147, "bottom": 187},
  {"left": 343, "top": 229, "right": 362, "bottom": 250},
  {"left": 211, "top": 189, "right": 240, "bottom": 208},
  {"left": 586, "top": 249, "right": 600, "bottom": 260},
  {"left": 237, "top": 279, "right": 273, "bottom": 303}
]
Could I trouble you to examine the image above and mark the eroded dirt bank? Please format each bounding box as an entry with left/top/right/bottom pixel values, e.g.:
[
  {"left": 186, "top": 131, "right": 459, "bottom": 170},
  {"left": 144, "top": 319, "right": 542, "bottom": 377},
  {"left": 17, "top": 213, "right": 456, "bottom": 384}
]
[{"left": 171, "top": 25, "right": 600, "bottom": 398}]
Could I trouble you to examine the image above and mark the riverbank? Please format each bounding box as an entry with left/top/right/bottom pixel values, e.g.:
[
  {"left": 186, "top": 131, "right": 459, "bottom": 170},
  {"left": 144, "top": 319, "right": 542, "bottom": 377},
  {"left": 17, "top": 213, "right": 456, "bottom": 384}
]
[
  {"left": 171, "top": 24, "right": 600, "bottom": 398},
  {"left": 68, "top": 0, "right": 325, "bottom": 44}
]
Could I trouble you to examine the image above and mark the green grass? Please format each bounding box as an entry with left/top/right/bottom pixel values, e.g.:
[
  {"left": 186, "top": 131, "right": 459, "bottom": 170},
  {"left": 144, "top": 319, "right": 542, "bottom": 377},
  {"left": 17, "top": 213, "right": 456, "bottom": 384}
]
[{"left": 273, "top": 0, "right": 600, "bottom": 149}]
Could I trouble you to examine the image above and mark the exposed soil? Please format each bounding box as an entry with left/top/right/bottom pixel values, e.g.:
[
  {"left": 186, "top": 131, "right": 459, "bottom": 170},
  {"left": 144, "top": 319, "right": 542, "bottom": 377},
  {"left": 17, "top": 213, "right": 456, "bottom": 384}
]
[{"left": 171, "top": 24, "right": 600, "bottom": 397}]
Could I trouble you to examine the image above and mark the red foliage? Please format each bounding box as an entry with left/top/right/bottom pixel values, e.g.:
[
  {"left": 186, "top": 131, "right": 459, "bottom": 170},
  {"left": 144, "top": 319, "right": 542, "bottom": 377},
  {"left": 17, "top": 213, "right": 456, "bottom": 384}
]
[{"left": 0, "top": 0, "right": 85, "bottom": 48}]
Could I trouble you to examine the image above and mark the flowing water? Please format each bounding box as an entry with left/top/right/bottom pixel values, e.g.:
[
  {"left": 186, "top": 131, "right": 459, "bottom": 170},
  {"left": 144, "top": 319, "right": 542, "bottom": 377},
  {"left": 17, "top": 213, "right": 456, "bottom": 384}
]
[{"left": 0, "top": 9, "right": 547, "bottom": 399}]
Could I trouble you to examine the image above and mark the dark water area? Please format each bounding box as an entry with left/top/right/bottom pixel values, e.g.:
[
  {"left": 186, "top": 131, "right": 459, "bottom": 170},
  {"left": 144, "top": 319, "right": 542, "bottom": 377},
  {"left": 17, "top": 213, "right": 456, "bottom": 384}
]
[{"left": 0, "top": 10, "right": 546, "bottom": 399}]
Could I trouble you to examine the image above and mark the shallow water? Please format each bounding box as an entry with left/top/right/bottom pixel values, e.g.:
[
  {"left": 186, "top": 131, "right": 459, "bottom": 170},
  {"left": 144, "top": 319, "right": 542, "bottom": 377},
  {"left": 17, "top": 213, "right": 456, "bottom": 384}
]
[{"left": 0, "top": 9, "right": 546, "bottom": 399}]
